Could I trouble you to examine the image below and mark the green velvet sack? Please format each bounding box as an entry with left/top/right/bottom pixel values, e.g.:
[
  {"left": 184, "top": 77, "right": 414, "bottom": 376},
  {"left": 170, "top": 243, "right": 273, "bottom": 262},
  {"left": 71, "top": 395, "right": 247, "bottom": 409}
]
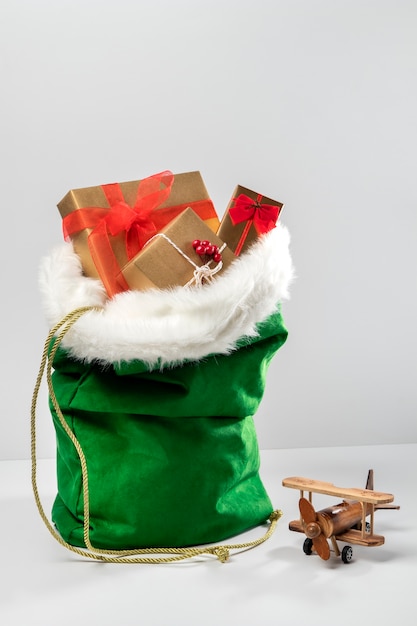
[{"left": 33, "top": 225, "right": 293, "bottom": 561}]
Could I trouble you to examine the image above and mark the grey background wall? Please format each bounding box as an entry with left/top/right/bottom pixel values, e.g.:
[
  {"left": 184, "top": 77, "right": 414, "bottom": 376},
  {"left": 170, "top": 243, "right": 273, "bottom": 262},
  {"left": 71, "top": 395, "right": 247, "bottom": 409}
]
[{"left": 1, "top": 0, "right": 416, "bottom": 460}]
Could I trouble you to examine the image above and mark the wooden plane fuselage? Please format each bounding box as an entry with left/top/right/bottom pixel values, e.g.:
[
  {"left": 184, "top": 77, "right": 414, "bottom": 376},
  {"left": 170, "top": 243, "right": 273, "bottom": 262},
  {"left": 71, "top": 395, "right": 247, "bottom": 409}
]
[{"left": 287, "top": 501, "right": 385, "bottom": 547}]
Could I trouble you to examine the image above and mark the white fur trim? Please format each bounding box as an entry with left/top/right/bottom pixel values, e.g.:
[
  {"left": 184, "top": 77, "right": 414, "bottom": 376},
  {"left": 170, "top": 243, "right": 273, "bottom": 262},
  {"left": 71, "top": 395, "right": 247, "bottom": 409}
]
[{"left": 39, "top": 225, "right": 294, "bottom": 367}]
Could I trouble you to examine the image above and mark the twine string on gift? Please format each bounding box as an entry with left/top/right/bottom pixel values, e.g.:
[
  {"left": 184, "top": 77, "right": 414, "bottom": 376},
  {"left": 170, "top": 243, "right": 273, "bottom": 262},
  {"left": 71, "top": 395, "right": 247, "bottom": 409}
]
[
  {"left": 30, "top": 306, "right": 283, "bottom": 563},
  {"left": 143, "top": 233, "right": 227, "bottom": 287}
]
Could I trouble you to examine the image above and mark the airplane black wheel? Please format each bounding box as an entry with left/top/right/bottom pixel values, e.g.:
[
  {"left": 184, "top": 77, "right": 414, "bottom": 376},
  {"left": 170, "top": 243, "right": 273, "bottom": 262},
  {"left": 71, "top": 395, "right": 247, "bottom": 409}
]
[
  {"left": 341, "top": 545, "right": 353, "bottom": 563},
  {"left": 303, "top": 538, "right": 313, "bottom": 555}
]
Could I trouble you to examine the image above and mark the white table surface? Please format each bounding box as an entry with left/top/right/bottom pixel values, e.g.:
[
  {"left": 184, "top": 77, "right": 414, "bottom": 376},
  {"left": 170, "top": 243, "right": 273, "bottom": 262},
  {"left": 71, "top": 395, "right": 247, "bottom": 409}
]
[{"left": 1, "top": 443, "right": 415, "bottom": 626}]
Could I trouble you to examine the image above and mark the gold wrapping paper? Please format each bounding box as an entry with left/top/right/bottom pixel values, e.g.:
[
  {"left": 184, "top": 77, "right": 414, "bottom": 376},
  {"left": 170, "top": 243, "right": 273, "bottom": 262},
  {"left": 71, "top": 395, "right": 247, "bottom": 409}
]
[
  {"left": 57, "top": 171, "right": 220, "bottom": 291},
  {"left": 119, "top": 208, "right": 235, "bottom": 291}
]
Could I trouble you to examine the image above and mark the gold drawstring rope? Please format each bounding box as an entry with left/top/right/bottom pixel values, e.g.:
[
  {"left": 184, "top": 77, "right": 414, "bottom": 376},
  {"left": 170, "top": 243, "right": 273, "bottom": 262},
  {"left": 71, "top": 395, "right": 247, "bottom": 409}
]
[{"left": 31, "top": 306, "right": 282, "bottom": 563}]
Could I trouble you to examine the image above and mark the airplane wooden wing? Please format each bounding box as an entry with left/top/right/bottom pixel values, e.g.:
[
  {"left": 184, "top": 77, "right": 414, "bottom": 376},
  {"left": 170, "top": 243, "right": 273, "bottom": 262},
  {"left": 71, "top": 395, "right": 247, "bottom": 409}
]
[{"left": 282, "top": 476, "right": 395, "bottom": 505}]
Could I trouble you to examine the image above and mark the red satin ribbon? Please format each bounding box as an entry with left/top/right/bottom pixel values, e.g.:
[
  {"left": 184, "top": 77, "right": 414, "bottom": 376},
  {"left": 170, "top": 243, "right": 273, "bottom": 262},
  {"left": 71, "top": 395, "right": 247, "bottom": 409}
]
[
  {"left": 63, "top": 170, "right": 174, "bottom": 296},
  {"left": 229, "top": 194, "right": 280, "bottom": 234},
  {"left": 151, "top": 199, "right": 216, "bottom": 232},
  {"left": 228, "top": 193, "right": 280, "bottom": 255}
]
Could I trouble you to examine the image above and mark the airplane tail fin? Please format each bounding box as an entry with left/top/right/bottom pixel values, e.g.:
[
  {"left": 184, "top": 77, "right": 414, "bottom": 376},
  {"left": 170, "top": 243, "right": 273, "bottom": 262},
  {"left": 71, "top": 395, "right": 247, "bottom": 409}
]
[
  {"left": 366, "top": 468, "right": 400, "bottom": 510},
  {"left": 365, "top": 469, "right": 374, "bottom": 490}
]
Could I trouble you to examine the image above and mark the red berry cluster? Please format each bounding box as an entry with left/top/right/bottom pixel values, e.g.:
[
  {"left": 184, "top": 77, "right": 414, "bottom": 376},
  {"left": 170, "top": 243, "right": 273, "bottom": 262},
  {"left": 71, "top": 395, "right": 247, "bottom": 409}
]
[{"left": 192, "top": 239, "right": 222, "bottom": 263}]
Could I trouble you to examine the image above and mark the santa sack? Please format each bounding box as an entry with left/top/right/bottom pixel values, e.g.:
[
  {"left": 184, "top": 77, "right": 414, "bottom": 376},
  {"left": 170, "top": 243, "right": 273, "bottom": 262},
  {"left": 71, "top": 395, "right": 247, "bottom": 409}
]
[{"left": 33, "top": 224, "right": 293, "bottom": 562}]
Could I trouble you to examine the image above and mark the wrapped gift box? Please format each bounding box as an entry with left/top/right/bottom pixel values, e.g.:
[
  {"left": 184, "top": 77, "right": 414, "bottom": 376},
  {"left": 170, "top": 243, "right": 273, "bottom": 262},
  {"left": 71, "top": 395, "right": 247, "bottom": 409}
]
[
  {"left": 217, "top": 185, "right": 283, "bottom": 256},
  {"left": 57, "top": 171, "right": 219, "bottom": 297},
  {"left": 119, "top": 208, "right": 235, "bottom": 292}
]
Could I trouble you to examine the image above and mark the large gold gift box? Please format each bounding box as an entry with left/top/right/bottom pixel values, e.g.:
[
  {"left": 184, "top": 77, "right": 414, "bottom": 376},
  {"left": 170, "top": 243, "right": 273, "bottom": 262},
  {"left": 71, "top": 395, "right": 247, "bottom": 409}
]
[
  {"left": 57, "top": 171, "right": 220, "bottom": 297},
  {"left": 119, "top": 208, "right": 235, "bottom": 292},
  {"left": 217, "top": 185, "right": 283, "bottom": 256}
]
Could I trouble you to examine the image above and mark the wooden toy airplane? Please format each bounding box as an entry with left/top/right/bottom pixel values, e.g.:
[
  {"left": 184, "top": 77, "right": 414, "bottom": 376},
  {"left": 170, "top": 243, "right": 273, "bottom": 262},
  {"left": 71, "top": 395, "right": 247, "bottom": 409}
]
[{"left": 282, "top": 470, "right": 399, "bottom": 563}]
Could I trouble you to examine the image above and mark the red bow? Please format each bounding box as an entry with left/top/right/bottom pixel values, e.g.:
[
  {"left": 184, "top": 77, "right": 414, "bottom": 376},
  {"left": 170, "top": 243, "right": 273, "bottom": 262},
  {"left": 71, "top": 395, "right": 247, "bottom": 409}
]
[
  {"left": 229, "top": 193, "right": 280, "bottom": 235},
  {"left": 63, "top": 171, "right": 174, "bottom": 296}
]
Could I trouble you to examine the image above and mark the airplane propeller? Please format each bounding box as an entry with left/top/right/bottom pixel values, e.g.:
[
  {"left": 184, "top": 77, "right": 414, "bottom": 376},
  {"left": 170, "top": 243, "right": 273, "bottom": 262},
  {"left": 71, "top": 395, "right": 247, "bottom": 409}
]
[{"left": 299, "top": 497, "right": 331, "bottom": 560}]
